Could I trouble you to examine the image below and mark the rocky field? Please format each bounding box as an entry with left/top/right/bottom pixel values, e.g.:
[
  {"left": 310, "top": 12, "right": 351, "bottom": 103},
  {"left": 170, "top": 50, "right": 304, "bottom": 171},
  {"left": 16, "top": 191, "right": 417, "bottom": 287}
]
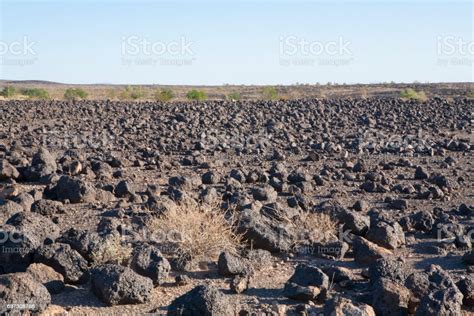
[{"left": 0, "top": 97, "right": 472, "bottom": 315}]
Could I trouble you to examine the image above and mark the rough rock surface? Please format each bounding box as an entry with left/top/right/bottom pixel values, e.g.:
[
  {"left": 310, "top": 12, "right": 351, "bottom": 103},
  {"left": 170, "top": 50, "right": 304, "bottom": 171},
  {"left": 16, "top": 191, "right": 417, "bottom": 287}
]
[
  {"left": 0, "top": 96, "right": 471, "bottom": 314},
  {"left": 90, "top": 264, "right": 153, "bottom": 305},
  {"left": 0, "top": 272, "right": 51, "bottom": 314}
]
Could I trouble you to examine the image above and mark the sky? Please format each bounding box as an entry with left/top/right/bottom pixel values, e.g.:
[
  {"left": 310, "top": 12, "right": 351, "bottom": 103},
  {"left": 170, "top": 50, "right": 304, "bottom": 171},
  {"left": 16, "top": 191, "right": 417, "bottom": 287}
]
[{"left": 0, "top": 0, "right": 472, "bottom": 85}]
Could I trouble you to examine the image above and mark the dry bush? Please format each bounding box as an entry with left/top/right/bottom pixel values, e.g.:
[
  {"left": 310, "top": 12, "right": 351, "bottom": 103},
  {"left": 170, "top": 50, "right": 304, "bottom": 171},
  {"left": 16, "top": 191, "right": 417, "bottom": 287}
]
[
  {"left": 149, "top": 201, "right": 242, "bottom": 267},
  {"left": 297, "top": 211, "right": 338, "bottom": 243},
  {"left": 91, "top": 235, "right": 133, "bottom": 266}
]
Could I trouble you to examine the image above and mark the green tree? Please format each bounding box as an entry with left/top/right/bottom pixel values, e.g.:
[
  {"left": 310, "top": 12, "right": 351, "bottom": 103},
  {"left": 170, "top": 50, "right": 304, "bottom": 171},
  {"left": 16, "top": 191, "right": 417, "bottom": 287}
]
[
  {"left": 120, "top": 86, "right": 146, "bottom": 100},
  {"left": 64, "top": 88, "right": 88, "bottom": 101},
  {"left": 227, "top": 92, "right": 241, "bottom": 101},
  {"left": 0, "top": 86, "right": 16, "bottom": 98},
  {"left": 154, "top": 89, "right": 174, "bottom": 102},
  {"left": 186, "top": 89, "right": 207, "bottom": 101},
  {"left": 400, "top": 88, "right": 427, "bottom": 101},
  {"left": 262, "top": 87, "right": 278, "bottom": 100},
  {"left": 21, "top": 88, "right": 50, "bottom": 100}
]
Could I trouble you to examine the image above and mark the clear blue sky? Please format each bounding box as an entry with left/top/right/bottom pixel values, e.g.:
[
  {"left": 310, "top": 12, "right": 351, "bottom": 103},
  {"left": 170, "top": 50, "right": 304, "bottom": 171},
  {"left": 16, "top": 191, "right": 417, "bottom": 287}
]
[{"left": 0, "top": 0, "right": 472, "bottom": 85}]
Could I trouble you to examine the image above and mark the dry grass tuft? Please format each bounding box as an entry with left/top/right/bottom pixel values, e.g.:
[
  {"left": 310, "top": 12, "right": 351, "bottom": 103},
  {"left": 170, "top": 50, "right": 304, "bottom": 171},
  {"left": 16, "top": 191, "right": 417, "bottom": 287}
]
[
  {"left": 149, "top": 201, "right": 242, "bottom": 267},
  {"left": 92, "top": 235, "right": 133, "bottom": 266},
  {"left": 297, "top": 211, "right": 338, "bottom": 243}
]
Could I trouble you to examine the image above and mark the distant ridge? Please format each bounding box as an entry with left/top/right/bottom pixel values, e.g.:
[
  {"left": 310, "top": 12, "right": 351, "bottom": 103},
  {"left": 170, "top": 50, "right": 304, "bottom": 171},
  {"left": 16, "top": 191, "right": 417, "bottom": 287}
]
[{"left": 0, "top": 80, "right": 64, "bottom": 85}]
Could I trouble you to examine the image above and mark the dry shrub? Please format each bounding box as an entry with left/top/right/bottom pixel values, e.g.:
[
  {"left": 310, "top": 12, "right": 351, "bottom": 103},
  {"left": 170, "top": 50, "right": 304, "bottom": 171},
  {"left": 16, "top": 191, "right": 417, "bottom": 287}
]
[
  {"left": 149, "top": 201, "right": 242, "bottom": 266},
  {"left": 91, "top": 235, "right": 133, "bottom": 266},
  {"left": 298, "top": 211, "right": 338, "bottom": 243}
]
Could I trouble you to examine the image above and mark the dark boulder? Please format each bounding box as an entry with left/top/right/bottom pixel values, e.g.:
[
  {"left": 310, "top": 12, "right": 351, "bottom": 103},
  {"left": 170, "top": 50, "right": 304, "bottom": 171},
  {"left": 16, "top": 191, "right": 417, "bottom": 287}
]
[
  {"left": 91, "top": 264, "right": 153, "bottom": 305},
  {"left": 130, "top": 244, "right": 171, "bottom": 285},
  {"left": 0, "top": 272, "right": 51, "bottom": 314},
  {"left": 168, "top": 284, "right": 233, "bottom": 315},
  {"left": 34, "top": 243, "right": 89, "bottom": 284},
  {"left": 283, "top": 264, "right": 329, "bottom": 301}
]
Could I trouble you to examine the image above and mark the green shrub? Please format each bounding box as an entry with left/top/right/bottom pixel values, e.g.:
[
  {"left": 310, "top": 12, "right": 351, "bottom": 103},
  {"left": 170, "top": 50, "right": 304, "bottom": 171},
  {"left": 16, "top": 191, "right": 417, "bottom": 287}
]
[
  {"left": 227, "top": 92, "right": 241, "bottom": 101},
  {"left": 262, "top": 87, "right": 278, "bottom": 100},
  {"left": 186, "top": 89, "right": 207, "bottom": 101},
  {"left": 400, "top": 88, "right": 427, "bottom": 101},
  {"left": 0, "top": 86, "right": 16, "bottom": 98},
  {"left": 21, "top": 88, "right": 50, "bottom": 100},
  {"left": 107, "top": 89, "right": 117, "bottom": 99},
  {"left": 154, "top": 89, "right": 174, "bottom": 102},
  {"left": 64, "top": 88, "right": 88, "bottom": 101},
  {"left": 120, "top": 85, "right": 146, "bottom": 100}
]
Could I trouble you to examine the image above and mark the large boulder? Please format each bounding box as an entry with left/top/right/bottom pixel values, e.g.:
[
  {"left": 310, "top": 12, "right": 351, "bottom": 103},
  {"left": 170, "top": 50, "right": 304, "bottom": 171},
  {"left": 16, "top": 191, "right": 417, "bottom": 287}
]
[
  {"left": 415, "top": 287, "right": 463, "bottom": 316},
  {"left": 34, "top": 243, "right": 89, "bottom": 284},
  {"left": 366, "top": 220, "right": 405, "bottom": 250},
  {"left": 237, "top": 208, "right": 296, "bottom": 253},
  {"left": 31, "top": 199, "right": 64, "bottom": 217},
  {"left": 456, "top": 276, "right": 474, "bottom": 307},
  {"left": 23, "top": 147, "right": 57, "bottom": 181},
  {"left": 283, "top": 264, "right": 329, "bottom": 301},
  {"left": 0, "top": 200, "right": 23, "bottom": 224},
  {"left": 130, "top": 244, "right": 171, "bottom": 285},
  {"left": 0, "top": 272, "right": 51, "bottom": 314},
  {"left": 371, "top": 277, "right": 411, "bottom": 315},
  {"left": 406, "top": 265, "right": 464, "bottom": 314},
  {"left": 45, "top": 175, "right": 96, "bottom": 203},
  {"left": 168, "top": 284, "right": 234, "bottom": 315},
  {"left": 91, "top": 264, "right": 153, "bottom": 305},
  {"left": 369, "top": 257, "right": 410, "bottom": 285},
  {"left": 336, "top": 208, "right": 370, "bottom": 236},
  {"left": 352, "top": 236, "right": 393, "bottom": 265},
  {"left": 12, "top": 192, "right": 35, "bottom": 212},
  {"left": 0, "top": 212, "right": 60, "bottom": 272},
  {"left": 58, "top": 228, "right": 121, "bottom": 264}
]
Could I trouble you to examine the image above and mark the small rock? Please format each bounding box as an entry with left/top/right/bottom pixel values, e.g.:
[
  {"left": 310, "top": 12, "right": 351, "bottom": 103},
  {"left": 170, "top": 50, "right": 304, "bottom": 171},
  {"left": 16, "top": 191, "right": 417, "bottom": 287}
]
[
  {"left": 353, "top": 200, "right": 369, "bottom": 212},
  {"left": 218, "top": 251, "right": 248, "bottom": 276},
  {"left": 252, "top": 185, "right": 278, "bottom": 203},
  {"left": 231, "top": 274, "right": 250, "bottom": 293},
  {"left": 0, "top": 160, "right": 19, "bottom": 180},
  {"left": 175, "top": 274, "right": 190, "bottom": 286},
  {"left": 168, "top": 284, "right": 234, "bottom": 315},
  {"left": 283, "top": 264, "right": 329, "bottom": 301},
  {"left": 114, "top": 180, "right": 135, "bottom": 198},
  {"left": 27, "top": 263, "right": 64, "bottom": 294},
  {"left": 324, "top": 297, "right": 375, "bottom": 316},
  {"left": 414, "top": 166, "right": 429, "bottom": 179}
]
